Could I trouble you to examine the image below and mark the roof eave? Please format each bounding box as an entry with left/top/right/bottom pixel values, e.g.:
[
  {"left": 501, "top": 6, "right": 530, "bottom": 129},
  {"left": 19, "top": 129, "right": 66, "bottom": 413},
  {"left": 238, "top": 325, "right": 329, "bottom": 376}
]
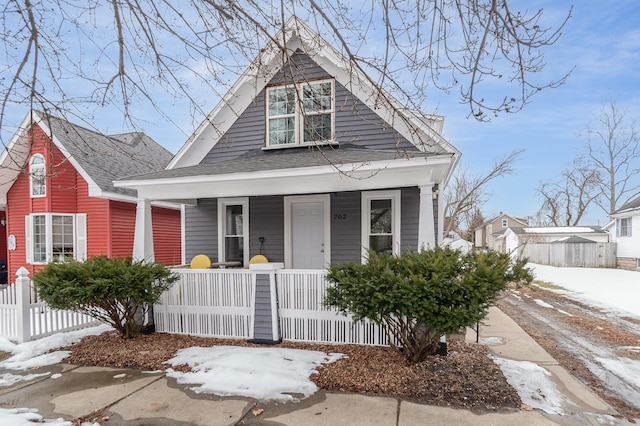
[{"left": 116, "top": 155, "right": 453, "bottom": 200}]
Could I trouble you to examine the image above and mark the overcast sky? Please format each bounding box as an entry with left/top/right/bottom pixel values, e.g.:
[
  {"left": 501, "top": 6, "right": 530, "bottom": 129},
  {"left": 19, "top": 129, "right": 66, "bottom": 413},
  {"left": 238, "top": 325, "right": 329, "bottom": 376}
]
[{"left": 2, "top": 1, "right": 638, "bottom": 226}]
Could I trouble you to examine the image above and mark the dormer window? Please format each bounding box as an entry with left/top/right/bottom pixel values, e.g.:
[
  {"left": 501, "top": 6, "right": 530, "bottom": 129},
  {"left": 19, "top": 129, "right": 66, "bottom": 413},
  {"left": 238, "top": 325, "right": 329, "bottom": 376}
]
[
  {"left": 29, "top": 154, "right": 46, "bottom": 197},
  {"left": 266, "top": 79, "right": 334, "bottom": 147}
]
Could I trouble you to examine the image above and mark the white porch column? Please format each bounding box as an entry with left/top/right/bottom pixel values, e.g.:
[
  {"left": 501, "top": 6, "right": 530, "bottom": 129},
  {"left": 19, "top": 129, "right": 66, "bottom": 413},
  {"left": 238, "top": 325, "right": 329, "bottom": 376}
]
[
  {"left": 133, "top": 198, "right": 154, "bottom": 263},
  {"left": 436, "top": 186, "right": 443, "bottom": 246},
  {"left": 418, "top": 185, "right": 436, "bottom": 250}
]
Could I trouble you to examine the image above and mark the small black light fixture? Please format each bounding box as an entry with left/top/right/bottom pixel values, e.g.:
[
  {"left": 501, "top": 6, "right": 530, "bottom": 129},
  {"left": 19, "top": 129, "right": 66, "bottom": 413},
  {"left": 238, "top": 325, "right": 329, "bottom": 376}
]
[{"left": 0, "top": 217, "right": 5, "bottom": 227}]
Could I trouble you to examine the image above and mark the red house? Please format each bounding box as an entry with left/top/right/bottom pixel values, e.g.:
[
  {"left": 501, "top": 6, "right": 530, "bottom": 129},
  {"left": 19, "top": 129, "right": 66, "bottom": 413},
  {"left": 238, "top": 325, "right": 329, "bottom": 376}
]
[{"left": 0, "top": 111, "right": 182, "bottom": 283}]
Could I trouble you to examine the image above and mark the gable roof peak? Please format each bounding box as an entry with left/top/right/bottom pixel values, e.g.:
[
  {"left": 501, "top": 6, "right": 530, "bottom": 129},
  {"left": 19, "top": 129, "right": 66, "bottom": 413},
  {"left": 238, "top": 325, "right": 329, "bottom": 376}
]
[{"left": 168, "top": 17, "right": 460, "bottom": 173}]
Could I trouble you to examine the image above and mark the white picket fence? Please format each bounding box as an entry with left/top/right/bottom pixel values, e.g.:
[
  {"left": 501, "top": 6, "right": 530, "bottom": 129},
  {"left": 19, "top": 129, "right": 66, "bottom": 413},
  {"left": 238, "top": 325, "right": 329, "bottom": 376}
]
[
  {"left": 0, "top": 267, "right": 100, "bottom": 343},
  {"left": 277, "top": 269, "right": 390, "bottom": 345},
  {"left": 154, "top": 269, "right": 254, "bottom": 338},
  {"left": 156, "top": 267, "right": 390, "bottom": 346}
]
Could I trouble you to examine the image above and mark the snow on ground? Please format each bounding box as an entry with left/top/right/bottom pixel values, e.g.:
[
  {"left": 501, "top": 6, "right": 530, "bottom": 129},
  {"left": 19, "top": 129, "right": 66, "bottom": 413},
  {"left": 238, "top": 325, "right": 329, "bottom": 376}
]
[
  {"left": 1, "top": 263, "right": 638, "bottom": 422},
  {"left": 165, "top": 345, "right": 344, "bottom": 402},
  {"left": 0, "top": 324, "right": 111, "bottom": 371},
  {"left": 0, "top": 407, "right": 72, "bottom": 426},
  {"left": 491, "top": 356, "right": 567, "bottom": 415},
  {"left": 534, "top": 299, "right": 554, "bottom": 308},
  {"left": 529, "top": 263, "right": 640, "bottom": 318}
]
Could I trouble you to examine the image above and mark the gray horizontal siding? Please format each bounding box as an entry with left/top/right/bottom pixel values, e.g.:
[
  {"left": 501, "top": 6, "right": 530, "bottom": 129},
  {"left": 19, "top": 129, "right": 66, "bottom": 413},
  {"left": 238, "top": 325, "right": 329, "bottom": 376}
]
[
  {"left": 184, "top": 187, "right": 423, "bottom": 267},
  {"left": 249, "top": 196, "right": 285, "bottom": 263},
  {"left": 252, "top": 275, "right": 274, "bottom": 340},
  {"left": 401, "top": 187, "right": 420, "bottom": 252},
  {"left": 330, "top": 191, "right": 362, "bottom": 265},
  {"left": 202, "top": 52, "right": 419, "bottom": 165},
  {"left": 184, "top": 199, "right": 218, "bottom": 263}
]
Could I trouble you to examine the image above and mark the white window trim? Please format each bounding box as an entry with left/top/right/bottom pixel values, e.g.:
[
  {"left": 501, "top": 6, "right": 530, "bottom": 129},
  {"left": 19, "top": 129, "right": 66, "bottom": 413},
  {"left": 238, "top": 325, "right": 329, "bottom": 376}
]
[
  {"left": 29, "top": 154, "right": 46, "bottom": 198},
  {"left": 283, "top": 194, "right": 331, "bottom": 269},
  {"left": 616, "top": 217, "right": 632, "bottom": 237},
  {"left": 265, "top": 78, "right": 335, "bottom": 148},
  {"left": 361, "top": 190, "right": 401, "bottom": 261},
  {"left": 502, "top": 219, "right": 508, "bottom": 228},
  {"left": 25, "top": 213, "right": 86, "bottom": 264},
  {"left": 217, "top": 197, "right": 249, "bottom": 266}
]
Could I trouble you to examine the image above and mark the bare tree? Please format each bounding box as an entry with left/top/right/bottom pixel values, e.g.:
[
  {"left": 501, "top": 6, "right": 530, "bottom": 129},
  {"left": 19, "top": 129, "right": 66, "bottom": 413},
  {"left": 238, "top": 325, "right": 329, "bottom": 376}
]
[
  {"left": 1, "top": 1, "right": 570, "bottom": 172},
  {"left": 444, "top": 148, "right": 523, "bottom": 233},
  {"left": 581, "top": 101, "right": 640, "bottom": 215},
  {"left": 535, "top": 159, "right": 600, "bottom": 226}
]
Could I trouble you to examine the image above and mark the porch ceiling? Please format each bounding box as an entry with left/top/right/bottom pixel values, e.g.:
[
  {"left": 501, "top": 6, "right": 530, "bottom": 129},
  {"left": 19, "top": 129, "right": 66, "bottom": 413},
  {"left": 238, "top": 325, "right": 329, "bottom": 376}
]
[{"left": 115, "top": 151, "right": 455, "bottom": 201}]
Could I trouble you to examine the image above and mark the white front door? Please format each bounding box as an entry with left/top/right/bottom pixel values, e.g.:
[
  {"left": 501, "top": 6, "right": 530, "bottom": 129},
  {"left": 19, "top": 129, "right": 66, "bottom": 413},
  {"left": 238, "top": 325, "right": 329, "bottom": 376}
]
[{"left": 285, "top": 195, "right": 330, "bottom": 269}]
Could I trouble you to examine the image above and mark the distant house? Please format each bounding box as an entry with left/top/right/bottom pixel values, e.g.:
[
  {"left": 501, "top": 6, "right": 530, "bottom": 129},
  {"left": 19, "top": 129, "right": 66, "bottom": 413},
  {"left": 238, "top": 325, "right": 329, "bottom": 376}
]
[
  {"left": 474, "top": 213, "right": 528, "bottom": 252},
  {"left": 114, "top": 17, "right": 461, "bottom": 269},
  {"left": 609, "top": 196, "right": 640, "bottom": 270},
  {"left": 0, "top": 111, "right": 182, "bottom": 282},
  {"left": 504, "top": 226, "right": 612, "bottom": 266}
]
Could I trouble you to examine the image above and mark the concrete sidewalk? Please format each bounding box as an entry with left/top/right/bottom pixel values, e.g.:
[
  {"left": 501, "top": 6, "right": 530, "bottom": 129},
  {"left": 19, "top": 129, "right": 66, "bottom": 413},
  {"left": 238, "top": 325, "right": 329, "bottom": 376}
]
[{"left": 0, "top": 307, "right": 627, "bottom": 425}]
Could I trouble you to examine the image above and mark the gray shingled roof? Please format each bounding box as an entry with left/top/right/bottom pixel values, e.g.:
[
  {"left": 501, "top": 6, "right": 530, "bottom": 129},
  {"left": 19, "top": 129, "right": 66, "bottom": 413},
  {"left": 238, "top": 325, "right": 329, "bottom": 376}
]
[
  {"left": 614, "top": 195, "right": 640, "bottom": 213},
  {"left": 43, "top": 114, "right": 173, "bottom": 197},
  {"left": 119, "top": 144, "right": 432, "bottom": 181},
  {"left": 551, "top": 235, "right": 597, "bottom": 244}
]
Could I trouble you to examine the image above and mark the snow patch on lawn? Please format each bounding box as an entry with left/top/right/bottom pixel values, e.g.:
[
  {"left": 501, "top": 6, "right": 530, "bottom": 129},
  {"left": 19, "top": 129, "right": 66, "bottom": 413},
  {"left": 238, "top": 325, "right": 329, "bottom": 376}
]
[
  {"left": 0, "top": 407, "right": 71, "bottom": 425},
  {"left": 166, "top": 345, "right": 345, "bottom": 402}
]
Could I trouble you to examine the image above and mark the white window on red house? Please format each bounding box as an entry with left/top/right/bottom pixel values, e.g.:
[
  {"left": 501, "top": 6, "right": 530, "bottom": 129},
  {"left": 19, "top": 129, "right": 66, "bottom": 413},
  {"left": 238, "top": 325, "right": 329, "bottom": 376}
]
[
  {"left": 25, "top": 213, "right": 87, "bottom": 264},
  {"left": 266, "top": 79, "right": 334, "bottom": 147},
  {"left": 29, "top": 154, "right": 46, "bottom": 197}
]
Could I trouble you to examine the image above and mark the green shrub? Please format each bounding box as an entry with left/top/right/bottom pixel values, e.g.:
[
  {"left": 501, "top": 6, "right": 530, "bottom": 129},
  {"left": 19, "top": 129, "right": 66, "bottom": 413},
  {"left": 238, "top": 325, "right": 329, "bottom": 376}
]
[
  {"left": 33, "top": 256, "right": 178, "bottom": 338},
  {"left": 324, "top": 247, "right": 533, "bottom": 363}
]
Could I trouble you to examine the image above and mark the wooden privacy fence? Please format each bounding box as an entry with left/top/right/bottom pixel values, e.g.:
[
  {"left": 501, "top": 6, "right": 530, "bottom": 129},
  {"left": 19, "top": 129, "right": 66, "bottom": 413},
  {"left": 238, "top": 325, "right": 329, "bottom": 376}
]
[
  {"left": 0, "top": 267, "right": 100, "bottom": 343},
  {"left": 158, "top": 267, "right": 391, "bottom": 346},
  {"left": 521, "top": 242, "right": 617, "bottom": 268}
]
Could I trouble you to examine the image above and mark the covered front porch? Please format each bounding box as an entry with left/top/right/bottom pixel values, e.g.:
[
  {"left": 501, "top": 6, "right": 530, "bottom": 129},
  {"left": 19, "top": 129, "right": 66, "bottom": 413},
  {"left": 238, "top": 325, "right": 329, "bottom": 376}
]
[{"left": 115, "top": 148, "right": 454, "bottom": 267}]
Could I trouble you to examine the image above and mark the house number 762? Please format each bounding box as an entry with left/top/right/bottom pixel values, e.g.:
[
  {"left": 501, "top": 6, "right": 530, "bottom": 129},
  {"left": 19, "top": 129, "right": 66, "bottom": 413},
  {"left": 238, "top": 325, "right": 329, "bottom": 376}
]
[{"left": 333, "top": 213, "right": 347, "bottom": 220}]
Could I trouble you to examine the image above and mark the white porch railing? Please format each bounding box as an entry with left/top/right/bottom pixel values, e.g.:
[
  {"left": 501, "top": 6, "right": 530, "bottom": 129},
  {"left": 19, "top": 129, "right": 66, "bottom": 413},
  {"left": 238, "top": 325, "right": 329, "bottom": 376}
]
[
  {"left": 276, "top": 269, "right": 389, "bottom": 346},
  {"left": 162, "top": 267, "right": 390, "bottom": 346},
  {"left": 0, "top": 267, "right": 100, "bottom": 343},
  {"left": 154, "top": 269, "right": 254, "bottom": 338}
]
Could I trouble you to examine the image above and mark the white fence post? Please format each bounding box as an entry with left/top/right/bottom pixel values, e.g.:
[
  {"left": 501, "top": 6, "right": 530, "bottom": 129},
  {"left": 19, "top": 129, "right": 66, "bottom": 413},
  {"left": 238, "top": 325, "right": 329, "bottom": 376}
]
[{"left": 15, "top": 266, "right": 32, "bottom": 343}]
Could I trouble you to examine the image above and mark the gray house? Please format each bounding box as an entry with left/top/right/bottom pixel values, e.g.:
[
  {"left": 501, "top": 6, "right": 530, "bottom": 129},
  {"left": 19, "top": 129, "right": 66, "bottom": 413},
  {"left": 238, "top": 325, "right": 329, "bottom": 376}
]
[{"left": 115, "top": 18, "right": 460, "bottom": 269}]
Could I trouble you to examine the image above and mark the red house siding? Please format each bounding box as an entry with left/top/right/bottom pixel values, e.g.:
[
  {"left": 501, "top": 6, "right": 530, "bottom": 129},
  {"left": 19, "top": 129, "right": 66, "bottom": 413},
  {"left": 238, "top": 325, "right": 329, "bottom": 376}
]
[
  {"left": 76, "top": 178, "right": 110, "bottom": 256},
  {"left": 7, "top": 160, "right": 36, "bottom": 279},
  {"left": 109, "top": 201, "right": 136, "bottom": 258},
  {"left": 4, "top": 122, "right": 182, "bottom": 282},
  {"left": 108, "top": 202, "right": 182, "bottom": 265},
  {"left": 152, "top": 206, "right": 181, "bottom": 266}
]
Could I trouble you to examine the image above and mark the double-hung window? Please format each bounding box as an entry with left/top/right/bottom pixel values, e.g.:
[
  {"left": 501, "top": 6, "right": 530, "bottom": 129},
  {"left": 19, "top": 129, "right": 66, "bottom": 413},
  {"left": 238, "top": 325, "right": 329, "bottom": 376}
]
[
  {"left": 218, "top": 198, "right": 249, "bottom": 265},
  {"left": 30, "top": 154, "right": 46, "bottom": 197},
  {"left": 617, "top": 217, "right": 632, "bottom": 237},
  {"left": 26, "top": 213, "right": 87, "bottom": 263},
  {"left": 361, "top": 190, "right": 401, "bottom": 259},
  {"left": 266, "top": 79, "right": 334, "bottom": 147}
]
